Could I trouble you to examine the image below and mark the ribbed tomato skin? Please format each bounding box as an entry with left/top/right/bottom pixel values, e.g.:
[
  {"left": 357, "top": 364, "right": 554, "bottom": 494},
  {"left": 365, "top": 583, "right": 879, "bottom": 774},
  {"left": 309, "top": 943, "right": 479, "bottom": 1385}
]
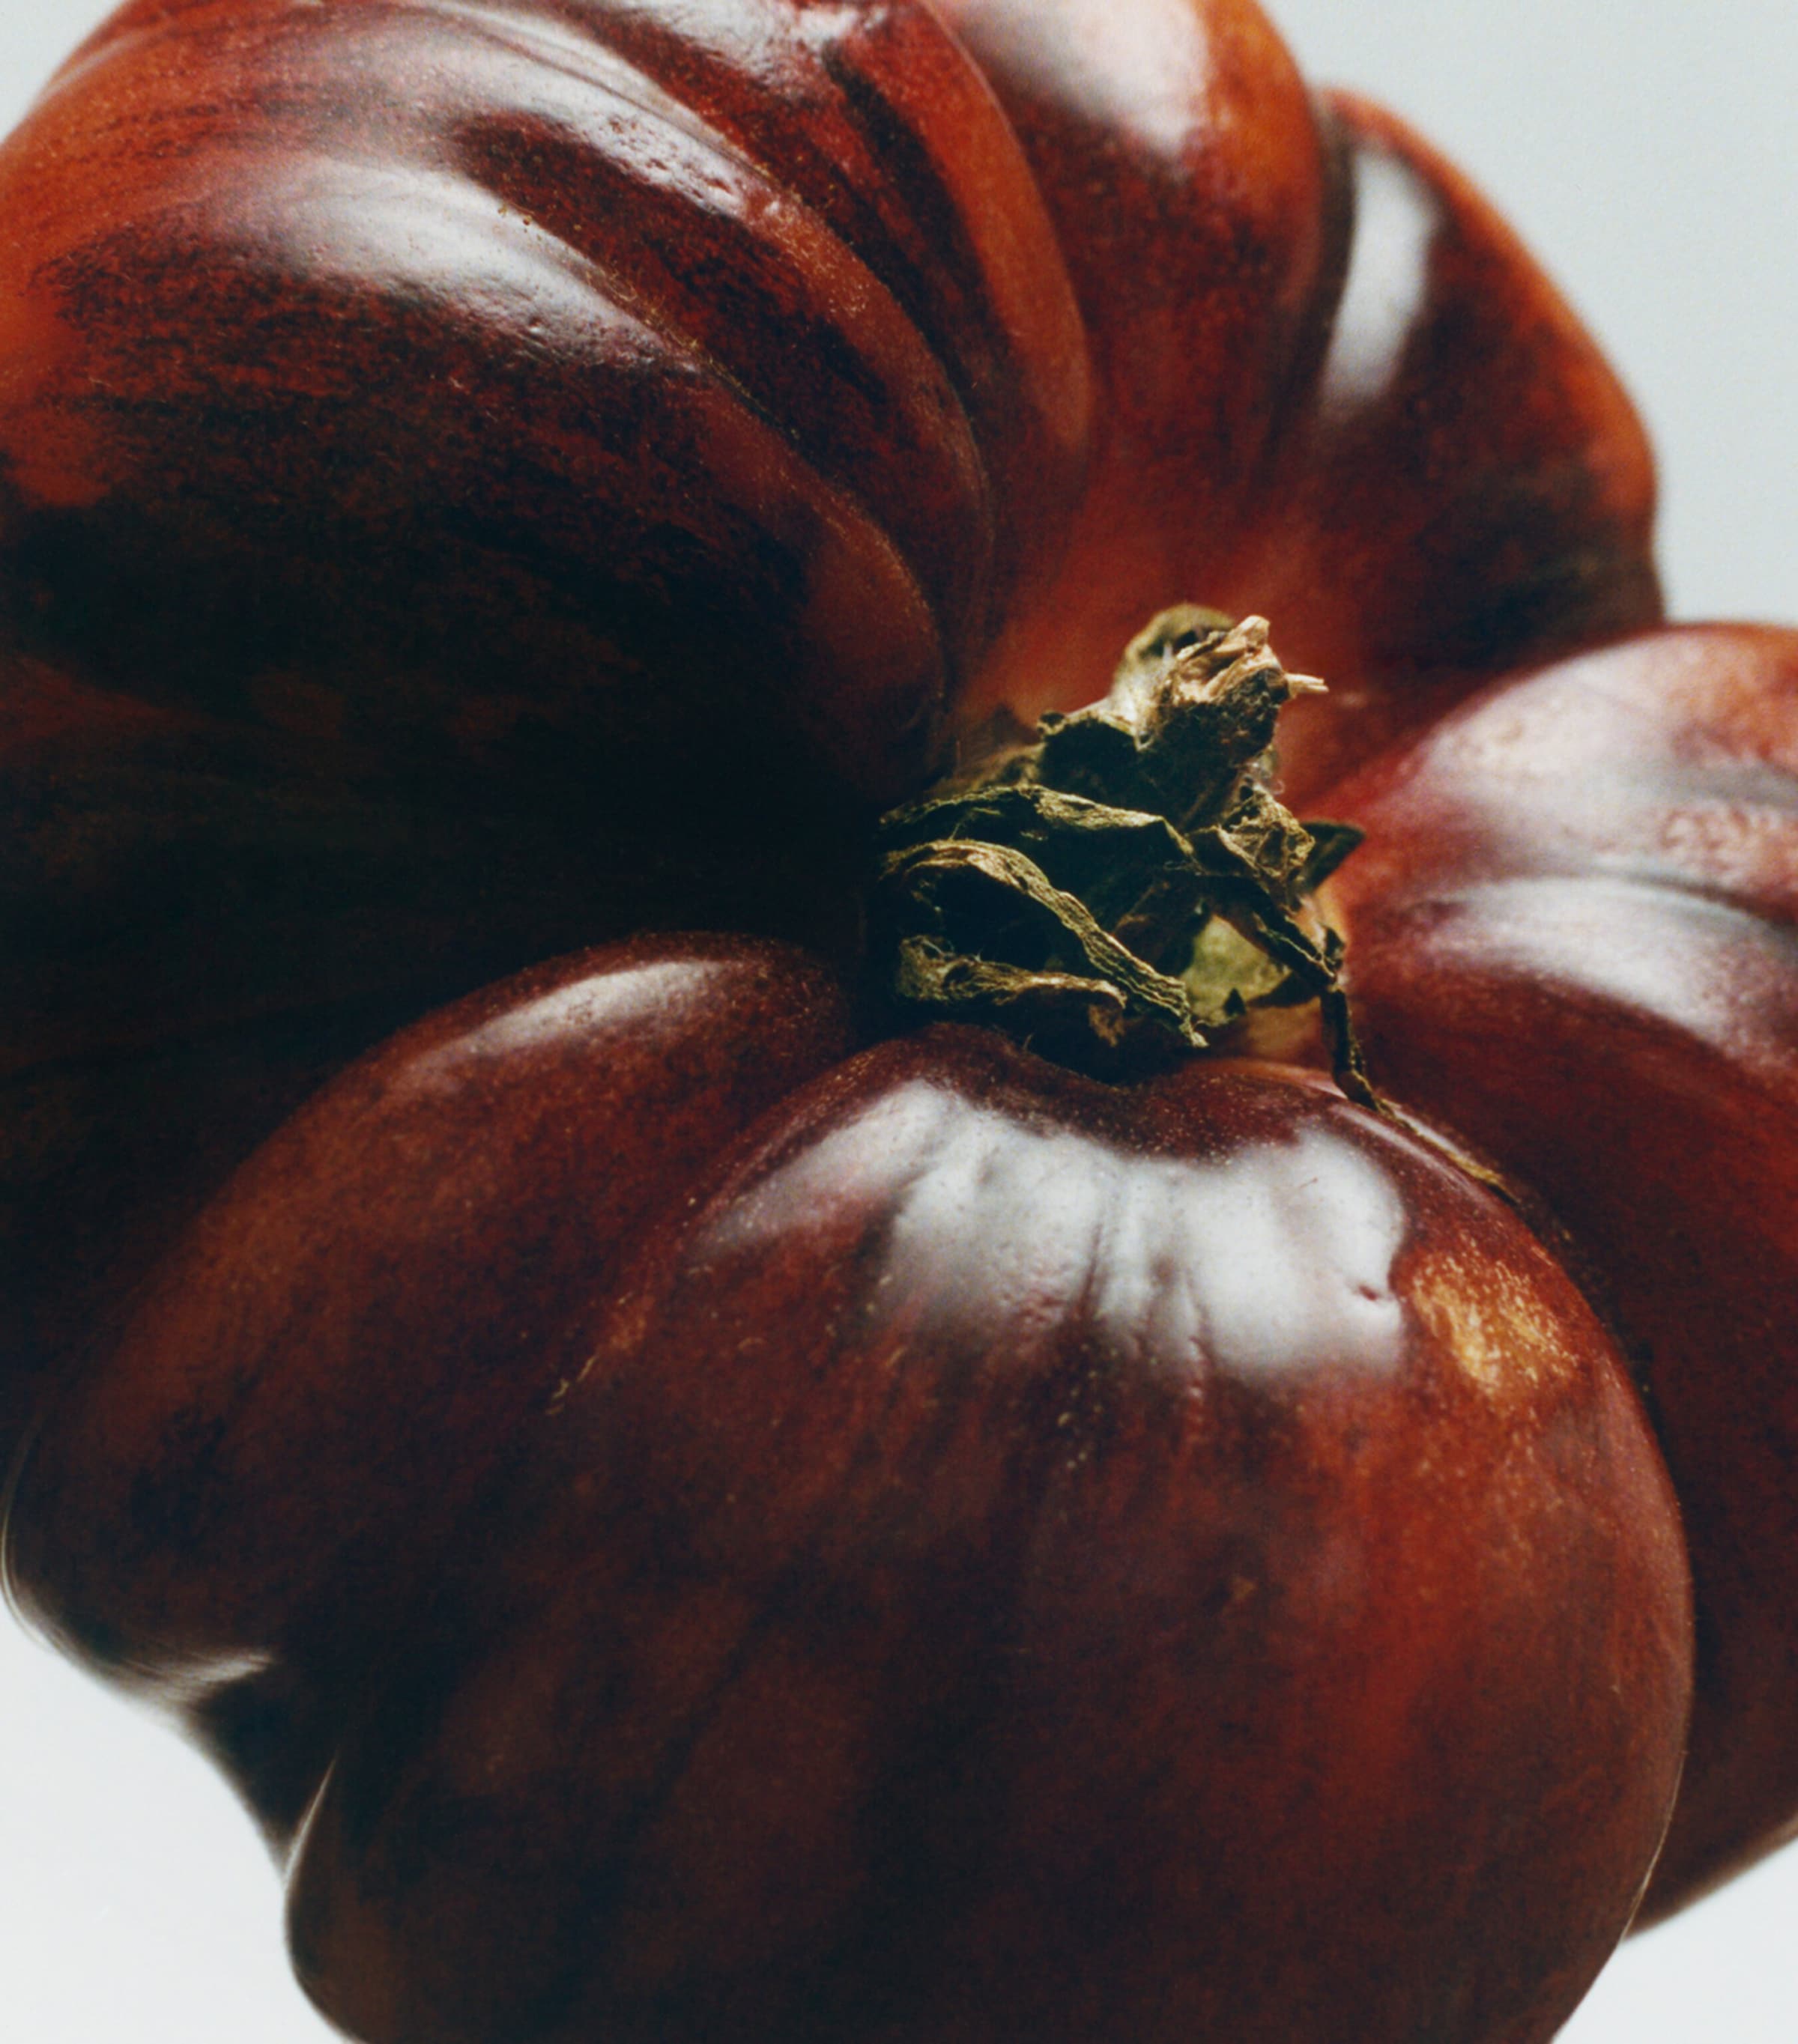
[
  {"left": 0, "top": 0, "right": 1662, "bottom": 1453},
  {"left": 7, "top": 938, "right": 1692, "bottom": 2044},
  {"left": 6, "top": 4, "right": 1781, "bottom": 2040}
]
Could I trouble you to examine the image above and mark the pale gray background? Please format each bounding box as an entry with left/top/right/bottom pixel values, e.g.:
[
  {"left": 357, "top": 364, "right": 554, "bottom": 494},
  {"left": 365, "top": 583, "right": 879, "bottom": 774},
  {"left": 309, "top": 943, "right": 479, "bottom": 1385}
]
[{"left": 1, "top": 0, "right": 1796, "bottom": 2035}]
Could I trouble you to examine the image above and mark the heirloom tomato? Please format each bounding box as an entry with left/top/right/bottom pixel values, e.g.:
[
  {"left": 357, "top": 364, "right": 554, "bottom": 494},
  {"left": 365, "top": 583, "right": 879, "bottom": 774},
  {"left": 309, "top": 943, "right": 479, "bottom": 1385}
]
[{"left": 0, "top": 1, "right": 1789, "bottom": 2041}]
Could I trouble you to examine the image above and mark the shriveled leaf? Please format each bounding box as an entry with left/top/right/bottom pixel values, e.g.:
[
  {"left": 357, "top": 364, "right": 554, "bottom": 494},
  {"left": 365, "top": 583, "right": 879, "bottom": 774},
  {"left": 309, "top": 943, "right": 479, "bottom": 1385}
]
[{"left": 874, "top": 610, "right": 1367, "bottom": 1094}]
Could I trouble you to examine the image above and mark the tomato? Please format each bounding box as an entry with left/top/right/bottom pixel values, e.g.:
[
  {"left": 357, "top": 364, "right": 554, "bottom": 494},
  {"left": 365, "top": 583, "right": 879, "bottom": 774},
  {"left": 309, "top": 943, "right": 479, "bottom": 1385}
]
[
  {"left": 0, "top": 1, "right": 1787, "bottom": 2040},
  {"left": 0, "top": 0, "right": 1658, "bottom": 1449},
  {"left": 7, "top": 933, "right": 1689, "bottom": 2043}
]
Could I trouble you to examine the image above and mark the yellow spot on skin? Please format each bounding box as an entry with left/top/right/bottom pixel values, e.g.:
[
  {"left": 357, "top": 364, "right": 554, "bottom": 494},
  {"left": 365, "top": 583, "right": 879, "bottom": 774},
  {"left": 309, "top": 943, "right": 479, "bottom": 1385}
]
[{"left": 1406, "top": 1252, "right": 1580, "bottom": 1398}]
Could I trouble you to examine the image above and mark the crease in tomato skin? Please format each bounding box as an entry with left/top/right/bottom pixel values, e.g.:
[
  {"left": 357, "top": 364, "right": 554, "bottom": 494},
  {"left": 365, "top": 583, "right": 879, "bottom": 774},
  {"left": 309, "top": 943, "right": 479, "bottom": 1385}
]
[
  {"left": 1199, "top": 93, "right": 1662, "bottom": 807},
  {"left": 261, "top": 1025, "right": 1689, "bottom": 2044},
  {"left": 405, "top": 32, "right": 1005, "bottom": 656},
  {"left": 940, "top": 0, "right": 1338, "bottom": 733},
  {"left": 0, "top": 0, "right": 1668, "bottom": 1469},
  {"left": 1, "top": 932, "right": 862, "bottom": 1843},
  {"left": 0, "top": 0, "right": 1071, "bottom": 822},
  {"left": 561, "top": 0, "right": 1098, "bottom": 558}
]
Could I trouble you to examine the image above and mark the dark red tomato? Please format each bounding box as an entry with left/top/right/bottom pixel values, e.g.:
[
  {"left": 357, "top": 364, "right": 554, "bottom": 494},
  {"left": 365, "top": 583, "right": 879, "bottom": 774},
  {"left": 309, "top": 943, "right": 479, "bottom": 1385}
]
[
  {"left": 0, "top": 0, "right": 1659, "bottom": 1475},
  {"left": 0, "top": 0, "right": 1782, "bottom": 2040},
  {"left": 7, "top": 935, "right": 1690, "bottom": 2044},
  {"left": 0, "top": 0, "right": 1652, "bottom": 813}
]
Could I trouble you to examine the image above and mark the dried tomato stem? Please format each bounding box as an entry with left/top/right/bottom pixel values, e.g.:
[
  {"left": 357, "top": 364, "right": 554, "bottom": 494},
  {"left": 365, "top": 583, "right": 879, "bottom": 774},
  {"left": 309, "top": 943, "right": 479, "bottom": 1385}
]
[{"left": 873, "top": 608, "right": 1372, "bottom": 1099}]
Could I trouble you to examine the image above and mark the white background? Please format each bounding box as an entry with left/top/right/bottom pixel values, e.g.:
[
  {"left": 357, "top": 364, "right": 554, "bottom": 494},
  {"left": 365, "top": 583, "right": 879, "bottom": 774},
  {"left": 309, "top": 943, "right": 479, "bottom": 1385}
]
[{"left": 2, "top": 0, "right": 1797, "bottom": 2036}]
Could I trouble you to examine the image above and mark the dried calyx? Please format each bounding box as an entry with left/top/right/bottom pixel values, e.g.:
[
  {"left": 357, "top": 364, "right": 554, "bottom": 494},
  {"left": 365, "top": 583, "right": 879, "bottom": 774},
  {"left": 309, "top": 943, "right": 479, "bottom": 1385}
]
[{"left": 874, "top": 607, "right": 1371, "bottom": 1097}]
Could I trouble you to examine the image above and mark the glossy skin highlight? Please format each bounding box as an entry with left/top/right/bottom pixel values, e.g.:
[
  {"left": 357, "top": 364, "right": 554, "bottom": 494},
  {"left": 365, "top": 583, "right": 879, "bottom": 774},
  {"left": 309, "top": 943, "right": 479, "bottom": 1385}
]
[
  {"left": 7, "top": 941, "right": 1692, "bottom": 2044},
  {"left": 0, "top": 0, "right": 1662, "bottom": 1464}
]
